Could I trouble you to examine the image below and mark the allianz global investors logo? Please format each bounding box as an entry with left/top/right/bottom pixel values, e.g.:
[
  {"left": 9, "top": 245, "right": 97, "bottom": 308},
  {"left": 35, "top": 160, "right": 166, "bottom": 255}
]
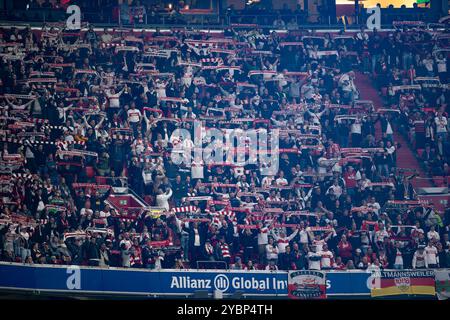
[
  {"left": 170, "top": 274, "right": 287, "bottom": 292},
  {"left": 170, "top": 121, "right": 280, "bottom": 176}
]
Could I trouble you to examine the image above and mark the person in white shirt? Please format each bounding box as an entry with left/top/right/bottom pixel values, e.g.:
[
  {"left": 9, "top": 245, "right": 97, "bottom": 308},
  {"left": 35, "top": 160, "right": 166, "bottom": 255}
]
[
  {"left": 424, "top": 242, "right": 439, "bottom": 268},
  {"left": 127, "top": 104, "right": 142, "bottom": 124},
  {"left": 298, "top": 223, "right": 310, "bottom": 245},
  {"left": 80, "top": 200, "right": 93, "bottom": 216},
  {"left": 436, "top": 53, "right": 447, "bottom": 82},
  {"left": 434, "top": 112, "right": 448, "bottom": 142},
  {"left": 261, "top": 175, "right": 274, "bottom": 188},
  {"left": 422, "top": 54, "right": 435, "bottom": 75},
  {"left": 101, "top": 29, "right": 113, "bottom": 43},
  {"left": 270, "top": 228, "right": 299, "bottom": 254},
  {"left": 191, "top": 159, "right": 204, "bottom": 180},
  {"left": 156, "top": 188, "right": 172, "bottom": 211},
  {"left": 257, "top": 222, "right": 270, "bottom": 264},
  {"left": 265, "top": 237, "right": 279, "bottom": 265},
  {"left": 412, "top": 246, "right": 428, "bottom": 269},
  {"left": 275, "top": 171, "right": 288, "bottom": 186},
  {"left": 307, "top": 245, "right": 322, "bottom": 270},
  {"left": 319, "top": 244, "right": 334, "bottom": 270},
  {"left": 366, "top": 259, "right": 382, "bottom": 272},
  {"left": 427, "top": 225, "right": 440, "bottom": 242},
  {"left": 127, "top": 103, "right": 142, "bottom": 136},
  {"left": 393, "top": 241, "right": 404, "bottom": 269},
  {"left": 105, "top": 86, "right": 125, "bottom": 109},
  {"left": 374, "top": 224, "right": 389, "bottom": 243},
  {"left": 367, "top": 197, "right": 381, "bottom": 215},
  {"left": 301, "top": 80, "right": 315, "bottom": 100},
  {"left": 350, "top": 117, "right": 362, "bottom": 147},
  {"left": 142, "top": 163, "right": 153, "bottom": 192},
  {"left": 339, "top": 71, "right": 358, "bottom": 101},
  {"left": 310, "top": 232, "right": 333, "bottom": 252},
  {"left": 155, "top": 78, "right": 168, "bottom": 100},
  {"left": 327, "top": 180, "right": 343, "bottom": 198}
]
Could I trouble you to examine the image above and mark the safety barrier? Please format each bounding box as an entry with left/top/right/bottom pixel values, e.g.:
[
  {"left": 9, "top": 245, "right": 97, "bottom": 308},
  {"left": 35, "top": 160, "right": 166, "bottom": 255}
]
[
  {"left": 0, "top": 7, "right": 438, "bottom": 29},
  {"left": 0, "top": 262, "right": 447, "bottom": 299}
]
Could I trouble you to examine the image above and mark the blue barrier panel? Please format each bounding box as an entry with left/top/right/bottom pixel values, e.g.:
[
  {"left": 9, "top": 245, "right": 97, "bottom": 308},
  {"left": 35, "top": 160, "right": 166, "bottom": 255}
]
[
  {"left": 0, "top": 263, "right": 288, "bottom": 296},
  {"left": 101, "top": 268, "right": 160, "bottom": 294},
  {"left": 156, "top": 270, "right": 288, "bottom": 296},
  {"left": 2, "top": 263, "right": 438, "bottom": 298},
  {"left": 326, "top": 271, "right": 371, "bottom": 296},
  {"left": 0, "top": 263, "right": 36, "bottom": 290}
]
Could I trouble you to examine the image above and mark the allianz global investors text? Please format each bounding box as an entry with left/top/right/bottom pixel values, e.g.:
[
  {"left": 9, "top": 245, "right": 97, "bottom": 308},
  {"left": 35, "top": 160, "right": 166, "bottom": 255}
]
[
  {"left": 177, "top": 304, "right": 273, "bottom": 318},
  {"left": 170, "top": 275, "right": 287, "bottom": 291}
]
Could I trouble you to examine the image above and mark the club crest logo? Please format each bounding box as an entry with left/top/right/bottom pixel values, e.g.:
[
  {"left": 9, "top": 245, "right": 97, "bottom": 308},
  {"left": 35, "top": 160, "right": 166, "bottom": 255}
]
[{"left": 394, "top": 277, "right": 411, "bottom": 292}]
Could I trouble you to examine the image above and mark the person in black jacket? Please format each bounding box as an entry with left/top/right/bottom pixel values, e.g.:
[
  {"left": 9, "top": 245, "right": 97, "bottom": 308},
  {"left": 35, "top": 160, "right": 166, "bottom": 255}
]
[
  {"left": 240, "top": 228, "right": 256, "bottom": 263},
  {"left": 290, "top": 242, "right": 307, "bottom": 270},
  {"left": 85, "top": 236, "right": 100, "bottom": 266},
  {"left": 279, "top": 245, "right": 295, "bottom": 270},
  {"left": 188, "top": 222, "right": 207, "bottom": 263},
  {"left": 67, "top": 238, "right": 83, "bottom": 265}
]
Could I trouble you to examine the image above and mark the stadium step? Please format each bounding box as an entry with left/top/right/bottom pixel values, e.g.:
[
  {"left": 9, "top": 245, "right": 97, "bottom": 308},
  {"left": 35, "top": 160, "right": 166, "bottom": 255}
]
[{"left": 354, "top": 72, "right": 432, "bottom": 189}]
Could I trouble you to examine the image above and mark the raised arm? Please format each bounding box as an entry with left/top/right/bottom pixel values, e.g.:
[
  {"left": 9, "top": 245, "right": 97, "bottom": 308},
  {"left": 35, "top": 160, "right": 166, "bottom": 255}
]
[{"left": 287, "top": 228, "right": 299, "bottom": 241}]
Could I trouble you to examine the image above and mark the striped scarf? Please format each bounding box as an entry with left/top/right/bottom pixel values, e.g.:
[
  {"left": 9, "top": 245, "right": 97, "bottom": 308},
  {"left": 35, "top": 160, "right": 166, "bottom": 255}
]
[
  {"left": 220, "top": 243, "right": 231, "bottom": 258},
  {"left": 172, "top": 206, "right": 198, "bottom": 213},
  {"left": 205, "top": 243, "right": 214, "bottom": 255}
]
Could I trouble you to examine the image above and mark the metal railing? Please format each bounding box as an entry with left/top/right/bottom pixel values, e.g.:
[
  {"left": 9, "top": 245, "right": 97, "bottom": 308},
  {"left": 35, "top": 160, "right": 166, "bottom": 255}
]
[
  {"left": 0, "top": 7, "right": 442, "bottom": 30},
  {"left": 196, "top": 260, "right": 228, "bottom": 270}
]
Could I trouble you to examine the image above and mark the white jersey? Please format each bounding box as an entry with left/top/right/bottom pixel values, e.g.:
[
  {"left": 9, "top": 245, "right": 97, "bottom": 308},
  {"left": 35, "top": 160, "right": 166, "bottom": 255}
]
[
  {"left": 320, "top": 250, "right": 334, "bottom": 268},
  {"left": 299, "top": 229, "right": 309, "bottom": 244},
  {"left": 425, "top": 246, "right": 439, "bottom": 265},
  {"left": 307, "top": 252, "right": 322, "bottom": 270},
  {"left": 257, "top": 227, "right": 269, "bottom": 245},
  {"left": 313, "top": 239, "right": 326, "bottom": 252}
]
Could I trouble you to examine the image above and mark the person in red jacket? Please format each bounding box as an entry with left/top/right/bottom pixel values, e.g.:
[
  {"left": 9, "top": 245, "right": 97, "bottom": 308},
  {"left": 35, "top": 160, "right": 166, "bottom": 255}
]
[{"left": 337, "top": 234, "right": 353, "bottom": 264}]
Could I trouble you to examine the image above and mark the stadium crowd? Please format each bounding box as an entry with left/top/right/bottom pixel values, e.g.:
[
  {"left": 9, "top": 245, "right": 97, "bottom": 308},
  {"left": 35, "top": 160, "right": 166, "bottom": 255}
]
[{"left": 0, "top": 21, "right": 449, "bottom": 271}]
